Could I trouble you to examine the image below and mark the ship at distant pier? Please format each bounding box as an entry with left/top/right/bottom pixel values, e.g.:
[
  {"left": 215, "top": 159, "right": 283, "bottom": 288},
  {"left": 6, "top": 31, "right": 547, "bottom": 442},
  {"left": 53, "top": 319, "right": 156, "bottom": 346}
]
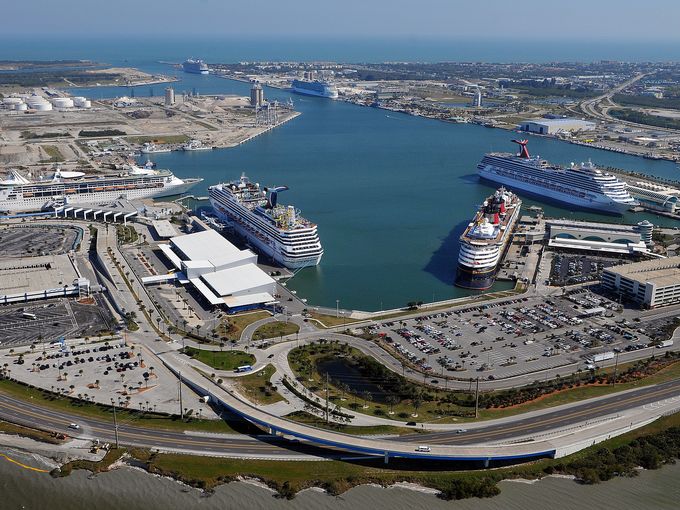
[{"left": 182, "top": 59, "right": 209, "bottom": 75}]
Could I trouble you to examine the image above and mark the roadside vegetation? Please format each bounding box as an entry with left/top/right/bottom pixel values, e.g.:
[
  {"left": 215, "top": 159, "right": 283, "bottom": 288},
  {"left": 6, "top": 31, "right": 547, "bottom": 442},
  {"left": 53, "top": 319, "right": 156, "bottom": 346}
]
[
  {"left": 119, "top": 411, "right": 680, "bottom": 500},
  {"left": 40, "top": 145, "right": 65, "bottom": 162},
  {"left": 218, "top": 311, "right": 271, "bottom": 341},
  {"left": 0, "top": 378, "right": 254, "bottom": 434},
  {"left": 126, "top": 135, "right": 189, "bottom": 144},
  {"left": 610, "top": 108, "right": 680, "bottom": 130},
  {"left": 288, "top": 340, "right": 680, "bottom": 423},
  {"left": 233, "top": 364, "right": 284, "bottom": 405}
]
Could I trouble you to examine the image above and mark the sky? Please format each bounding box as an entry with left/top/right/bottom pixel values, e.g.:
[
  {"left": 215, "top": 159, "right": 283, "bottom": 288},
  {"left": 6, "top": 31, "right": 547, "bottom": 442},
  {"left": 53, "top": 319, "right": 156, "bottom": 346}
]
[{"left": 4, "top": 0, "right": 680, "bottom": 40}]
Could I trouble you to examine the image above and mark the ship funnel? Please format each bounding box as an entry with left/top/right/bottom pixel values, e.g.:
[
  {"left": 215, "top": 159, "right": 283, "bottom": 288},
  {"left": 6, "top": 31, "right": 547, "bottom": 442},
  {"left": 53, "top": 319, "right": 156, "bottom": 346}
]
[
  {"left": 511, "top": 139, "right": 530, "bottom": 159},
  {"left": 265, "top": 185, "right": 289, "bottom": 209}
]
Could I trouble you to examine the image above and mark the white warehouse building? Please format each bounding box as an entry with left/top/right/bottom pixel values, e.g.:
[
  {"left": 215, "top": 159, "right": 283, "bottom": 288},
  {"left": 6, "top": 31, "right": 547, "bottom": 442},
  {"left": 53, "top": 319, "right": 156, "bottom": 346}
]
[
  {"left": 146, "top": 229, "right": 277, "bottom": 311},
  {"left": 519, "top": 118, "right": 596, "bottom": 135}
]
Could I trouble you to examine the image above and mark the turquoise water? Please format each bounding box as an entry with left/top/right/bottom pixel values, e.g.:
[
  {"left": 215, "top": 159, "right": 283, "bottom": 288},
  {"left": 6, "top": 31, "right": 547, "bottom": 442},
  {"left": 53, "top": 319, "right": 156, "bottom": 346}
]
[{"left": 67, "top": 71, "right": 680, "bottom": 312}]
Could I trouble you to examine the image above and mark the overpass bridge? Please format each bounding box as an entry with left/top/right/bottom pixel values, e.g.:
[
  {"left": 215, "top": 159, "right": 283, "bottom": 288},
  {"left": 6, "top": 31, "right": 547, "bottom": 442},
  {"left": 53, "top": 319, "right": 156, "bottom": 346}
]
[{"left": 158, "top": 352, "right": 680, "bottom": 465}]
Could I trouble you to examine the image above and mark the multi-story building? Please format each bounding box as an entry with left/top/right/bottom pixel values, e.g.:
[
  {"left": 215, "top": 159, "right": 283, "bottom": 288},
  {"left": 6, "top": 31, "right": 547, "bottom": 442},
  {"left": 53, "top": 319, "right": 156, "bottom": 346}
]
[{"left": 601, "top": 256, "right": 680, "bottom": 308}]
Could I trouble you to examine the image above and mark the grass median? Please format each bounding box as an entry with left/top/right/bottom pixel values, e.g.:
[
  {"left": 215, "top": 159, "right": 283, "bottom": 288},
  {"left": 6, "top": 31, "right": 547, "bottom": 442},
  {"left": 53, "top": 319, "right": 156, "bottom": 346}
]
[{"left": 0, "top": 378, "right": 257, "bottom": 435}]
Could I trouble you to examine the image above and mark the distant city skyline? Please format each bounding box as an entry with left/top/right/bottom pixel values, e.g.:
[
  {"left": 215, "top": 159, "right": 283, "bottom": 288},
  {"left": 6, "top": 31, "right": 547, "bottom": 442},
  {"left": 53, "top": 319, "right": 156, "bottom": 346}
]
[{"left": 5, "top": 0, "right": 680, "bottom": 40}]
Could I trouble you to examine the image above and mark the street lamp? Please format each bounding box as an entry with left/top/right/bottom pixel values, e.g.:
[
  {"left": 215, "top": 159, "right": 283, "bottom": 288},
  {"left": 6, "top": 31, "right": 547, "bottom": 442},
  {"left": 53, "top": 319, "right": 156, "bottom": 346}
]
[{"left": 336, "top": 299, "right": 339, "bottom": 318}]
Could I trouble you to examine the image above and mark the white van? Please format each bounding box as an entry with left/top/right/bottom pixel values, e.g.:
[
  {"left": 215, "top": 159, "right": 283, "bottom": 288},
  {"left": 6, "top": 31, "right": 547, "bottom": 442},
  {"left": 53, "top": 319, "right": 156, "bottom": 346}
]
[{"left": 415, "top": 445, "right": 431, "bottom": 452}]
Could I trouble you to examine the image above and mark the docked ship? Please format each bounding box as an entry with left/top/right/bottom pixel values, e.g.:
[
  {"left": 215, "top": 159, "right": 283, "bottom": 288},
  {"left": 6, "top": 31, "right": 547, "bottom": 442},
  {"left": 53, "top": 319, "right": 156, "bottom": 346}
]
[
  {"left": 291, "top": 79, "right": 338, "bottom": 99},
  {"left": 455, "top": 188, "right": 522, "bottom": 290},
  {"left": 0, "top": 165, "right": 202, "bottom": 213},
  {"left": 140, "top": 142, "right": 171, "bottom": 154},
  {"left": 182, "top": 59, "right": 209, "bottom": 75},
  {"left": 477, "top": 140, "right": 638, "bottom": 214},
  {"left": 181, "top": 139, "right": 212, "bottom": 151},
  {"left": 209, "top": 173, "right": 323, "bottom": 269}
]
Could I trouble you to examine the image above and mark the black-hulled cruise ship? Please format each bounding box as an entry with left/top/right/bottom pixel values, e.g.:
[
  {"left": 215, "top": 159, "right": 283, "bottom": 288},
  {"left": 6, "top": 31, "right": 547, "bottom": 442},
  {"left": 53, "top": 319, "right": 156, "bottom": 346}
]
[
  {"left": 478, "top": 140, "right": 637, "bottom": 214},
  {"left": 455, "top": 188, "right": 522, "bottom": 290}
]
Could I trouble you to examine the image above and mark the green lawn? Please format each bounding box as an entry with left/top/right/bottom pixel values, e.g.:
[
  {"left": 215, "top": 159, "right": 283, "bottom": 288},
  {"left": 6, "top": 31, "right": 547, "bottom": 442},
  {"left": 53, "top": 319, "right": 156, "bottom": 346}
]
[
  {"left": 182, "top": 347, "right": 255, "bottom": 371},
  {"left": 0, "top": 419, "right": 62, "bottom": 444},
  {"left": 218, "top": 311, "right": 271, "bottom": 341},
  {"left": 252, "top": 321, "right": 299, "bottom": 340},
  {"left": 235, "top": 364, "right": 284, "bottom": 404}
]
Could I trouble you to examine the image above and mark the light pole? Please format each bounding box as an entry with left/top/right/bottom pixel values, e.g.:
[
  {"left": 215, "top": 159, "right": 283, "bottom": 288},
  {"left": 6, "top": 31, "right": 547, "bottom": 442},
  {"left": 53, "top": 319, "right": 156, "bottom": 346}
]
[{"left": 336, "top": 299, "right": 339, "bottom": 318}]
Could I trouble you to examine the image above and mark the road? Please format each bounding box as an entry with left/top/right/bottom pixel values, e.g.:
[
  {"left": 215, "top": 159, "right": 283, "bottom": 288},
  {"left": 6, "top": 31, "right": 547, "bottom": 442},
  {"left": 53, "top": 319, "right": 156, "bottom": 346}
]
[{"left": 2, "top": 376, "right": 680, "bottom": 458}]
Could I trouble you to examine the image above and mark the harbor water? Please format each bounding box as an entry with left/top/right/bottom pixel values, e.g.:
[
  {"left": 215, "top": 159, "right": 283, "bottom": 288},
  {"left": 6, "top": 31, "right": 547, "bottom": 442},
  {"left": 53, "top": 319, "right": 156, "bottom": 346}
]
[{"left": 71, "top": 68, "right": 680, "bottom": 311}]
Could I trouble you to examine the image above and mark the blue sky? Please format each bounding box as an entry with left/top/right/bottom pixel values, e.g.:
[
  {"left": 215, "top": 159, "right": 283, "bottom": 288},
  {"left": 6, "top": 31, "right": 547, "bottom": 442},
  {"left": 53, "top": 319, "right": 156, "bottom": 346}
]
[{"left": 4, "top": 0, "right": 679, "bottom": 40}]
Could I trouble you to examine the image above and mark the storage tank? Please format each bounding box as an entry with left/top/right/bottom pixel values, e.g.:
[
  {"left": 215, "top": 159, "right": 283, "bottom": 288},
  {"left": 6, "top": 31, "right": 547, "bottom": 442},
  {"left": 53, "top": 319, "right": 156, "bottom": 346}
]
[
  {"left": 52, "top": 97, "right": 74, "bottom": 108},
  {"left": 83, "top": 100, "right": 91, "bottom": 108},
  {"left": 2, "top": 97, "right": 23, "bottom": 106},
  {"left": 32, "top": 102, "right": 53, "bottom": 111},
  {"left": 72, "top": 96, "right": 87, "bottom": 107},
  {"left": 14, "top": 103, "right": 28, "bottom": 111}
]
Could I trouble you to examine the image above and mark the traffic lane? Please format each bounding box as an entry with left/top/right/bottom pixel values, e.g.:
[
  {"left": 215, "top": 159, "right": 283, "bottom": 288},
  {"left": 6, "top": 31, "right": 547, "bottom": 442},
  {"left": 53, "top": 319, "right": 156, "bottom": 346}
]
[
  {"left": 401, "top": 378, "right": 680, "bottom": 445},
  {"left": 0, "top": 393, "right": 347, "bottom": 457}
]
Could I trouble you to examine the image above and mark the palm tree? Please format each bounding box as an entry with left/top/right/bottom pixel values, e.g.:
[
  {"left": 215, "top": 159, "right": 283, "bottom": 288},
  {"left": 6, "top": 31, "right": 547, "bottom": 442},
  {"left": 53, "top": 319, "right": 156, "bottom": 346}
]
[
  {"left": 386, "top": 395, "right": 399, "bottom": 415},
  {"left": 361, "top": 390, "right": 372, "bottom": 409}
]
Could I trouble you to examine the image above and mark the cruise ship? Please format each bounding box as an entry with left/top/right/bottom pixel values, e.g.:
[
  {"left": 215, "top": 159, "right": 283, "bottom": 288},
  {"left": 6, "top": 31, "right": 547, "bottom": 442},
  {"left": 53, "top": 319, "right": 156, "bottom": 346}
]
[
  {"left": 182, "top": 59, "right": 209, "bottom": 75},
  {"left": 477, "top": 140, "right": 638, "bottom": 215},
  {"left": 455, "top": 188, "right": 522, "bottom": 290},
  {"left": 0, "top": 165, "right": 202, "bottom": 213},
  {"left": 209, "top": 174, "right": 323, "bottom": 269},
  {"left": 291, "top": 79, "right": 338, "bottom": 99}
]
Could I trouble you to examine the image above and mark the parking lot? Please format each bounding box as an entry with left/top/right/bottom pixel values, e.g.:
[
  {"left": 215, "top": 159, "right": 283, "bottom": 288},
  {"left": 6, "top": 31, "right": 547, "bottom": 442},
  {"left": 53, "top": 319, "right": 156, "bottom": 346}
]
[
  {"left": 0, "top": 225, "right": 81, "bottom": 257},
  {"left": 550, "top": 254, "right": 622, "bottom": 286},
  {"left": 0, "top": 296, "right": 116, "bottom": 347},
  {"left": 368, "top": 290, "right": 658, "bottom": 381},
  {"left": 0, "top": 337, "right": 217, "bottom": 418}
]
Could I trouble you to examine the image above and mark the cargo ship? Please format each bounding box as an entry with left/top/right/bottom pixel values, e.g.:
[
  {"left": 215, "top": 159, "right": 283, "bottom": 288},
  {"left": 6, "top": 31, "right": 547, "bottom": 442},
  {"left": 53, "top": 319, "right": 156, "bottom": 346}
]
[
  {"left": 455, "top": 188, "right": 522, "bottom": 290},
  {"left": 477, "top": 140, "right": 637, "bottom": 214},
  {"left": 209, "top": 173, "right": 323, "bottom": 269}
]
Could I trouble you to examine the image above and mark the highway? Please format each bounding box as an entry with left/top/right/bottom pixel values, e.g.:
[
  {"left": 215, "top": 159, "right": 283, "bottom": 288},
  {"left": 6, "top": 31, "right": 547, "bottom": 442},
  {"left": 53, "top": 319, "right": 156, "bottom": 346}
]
[{"left": 3, "top": 376, "right": 679, "bottom": 460}]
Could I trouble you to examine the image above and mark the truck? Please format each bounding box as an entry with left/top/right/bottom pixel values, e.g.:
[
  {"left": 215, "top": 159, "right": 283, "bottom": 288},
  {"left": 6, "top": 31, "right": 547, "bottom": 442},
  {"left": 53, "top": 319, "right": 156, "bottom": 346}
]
[
  {"left": 657, "top": 340, "right": 674, "bottom": 349},
  {"left": 586, "top": 351, "right": 615, "bottom": 364}
]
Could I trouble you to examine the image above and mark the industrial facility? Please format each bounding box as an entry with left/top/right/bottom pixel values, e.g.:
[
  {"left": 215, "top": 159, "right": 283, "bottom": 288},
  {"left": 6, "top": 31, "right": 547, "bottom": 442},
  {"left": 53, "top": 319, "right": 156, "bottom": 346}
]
[
  {"left": 518, "top": 118, "right": 596, "bottom": 135},
  {"left": 146, "top": 229, "right": 277, "bottom": 312},
  {"left": 601, "top": 256, "right": 680, "bottom": 308}
]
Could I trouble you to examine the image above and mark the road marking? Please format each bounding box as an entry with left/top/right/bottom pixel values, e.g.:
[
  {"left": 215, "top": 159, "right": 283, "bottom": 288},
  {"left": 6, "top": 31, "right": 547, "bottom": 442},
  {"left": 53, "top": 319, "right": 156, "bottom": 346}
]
[{"left": 0, "top": 453, "right": 50, "bottom": 473}]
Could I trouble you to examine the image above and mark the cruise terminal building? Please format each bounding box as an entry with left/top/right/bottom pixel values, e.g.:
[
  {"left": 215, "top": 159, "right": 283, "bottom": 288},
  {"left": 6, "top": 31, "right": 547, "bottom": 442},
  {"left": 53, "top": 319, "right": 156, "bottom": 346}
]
[{"left": 145, "top": 229, "right": 277, "bottom": 311}]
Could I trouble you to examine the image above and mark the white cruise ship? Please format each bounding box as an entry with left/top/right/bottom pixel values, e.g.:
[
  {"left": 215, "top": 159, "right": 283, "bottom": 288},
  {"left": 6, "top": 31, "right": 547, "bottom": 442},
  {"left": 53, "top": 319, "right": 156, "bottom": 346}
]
[
  {"left": 478, "top": 140, "right": 637, "bottom": 215},
  {"left": 291, "top": 79, "right": 339, "bottom": 99},
  {"left": 0, "top": 165, "right": 202, "bottom": 213},
  {"left": 455, "top": 188, "right": 521, "bottom": 290},
  {"left": 209, "top": 174, "right": 323, "bottom": 269}
]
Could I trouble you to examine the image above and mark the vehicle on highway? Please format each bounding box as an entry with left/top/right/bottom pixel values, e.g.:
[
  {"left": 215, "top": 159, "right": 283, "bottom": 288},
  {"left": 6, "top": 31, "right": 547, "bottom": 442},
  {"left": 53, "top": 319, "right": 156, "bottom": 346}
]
[
  {"left": 68, "top": 423, "right": 80, "bottom": 430},
  {"left": 415, "top": 445, "right": 431, "bottom": 452},
  {"left": 235, "top": 365, "right": 253, "bottom": 373},
  {"left": 22, "top": 312, "right": 37, "bottom": 320}
]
